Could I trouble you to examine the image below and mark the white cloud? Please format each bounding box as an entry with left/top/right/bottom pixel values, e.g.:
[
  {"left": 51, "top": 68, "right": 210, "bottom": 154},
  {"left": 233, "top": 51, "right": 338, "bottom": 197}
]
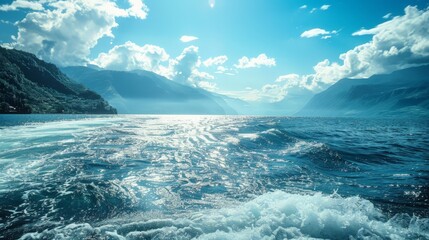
[
  {"left": 300, "top": 28, "right": 335, "bottom": 38},
  {"left": 128, "top": 0, "right": 149, "bottom": 19},
  {"left": 275, "top": 74, "right": 300, "bottom": 83},
  {"left": 0, "top": 0, "right": 44, "bottom": 11},
  {"left": 342, "top": 5, "right": 429, "bottom": 78},
  {"left": 351, "top": 28, "right": 377, "bottom": 36},
  {"left": 93, "top": 42, "right": 216, "bottom": 87},
  {"left": 383, "top": 13, "right": 392, "bottom": 19},
  {"left": 215, "top": 66, "right": 236, "bottom": 75},
  {"left": 191, "top": 70, "right": 215, "bottom": 81},
  {"left": 197, "top": 81, "right": 217, "bottom": 92},
  {"left": 310, "top": 8, "right": 317, "bottom": 13},
  {"left": 92, "top": 41, "right": 169, "bottom": 75},
  {"left": 2, "top": 0, "right": 149, "bottom": 66},
  {"left": 172, "top": 45, "right": 201, "bottom": 84},
  {"left": 235, "top": 54, "right": 276, "bottom": 69},
  {"left": 261, "top": 5, "right": 429, "bottom": 103},
  {"left": 203, "top": 55, "right": 237, "bottom": 75},
  {"left": 320, "top": 5, "right": 330, "bottom": 11},
  {"left": 299, "top": 5, "right": 307, "bottom": 10},
  {"left": 203, "top": 55, "right": 228, "bottom": 67},
  {"left": 216, "top": 66, "right": 227, "bottom": 72},
  {"left": 180, "top": 35, "right": 199, "bottom": 43},
  {"left": 168, "top": 46, "right": 215, "bottom": 86}
]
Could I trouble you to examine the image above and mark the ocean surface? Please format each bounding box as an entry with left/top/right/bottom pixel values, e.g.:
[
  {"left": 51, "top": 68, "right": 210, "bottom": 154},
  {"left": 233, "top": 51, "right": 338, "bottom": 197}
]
[{"left": 0, "top": 115, "right": 428, "bottom": 239}]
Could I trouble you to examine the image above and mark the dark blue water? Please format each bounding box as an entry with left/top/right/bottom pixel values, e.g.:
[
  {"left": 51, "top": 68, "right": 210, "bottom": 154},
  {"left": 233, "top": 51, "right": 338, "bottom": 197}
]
[{"left": 0, "top": 115, "right": 428, "bottom": 239}]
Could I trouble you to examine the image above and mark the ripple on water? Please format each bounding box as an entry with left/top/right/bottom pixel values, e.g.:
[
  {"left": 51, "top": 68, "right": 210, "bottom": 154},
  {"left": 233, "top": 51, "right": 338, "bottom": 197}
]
[{"left": 0, "top": 115, "right": 427, "bottom": 239}]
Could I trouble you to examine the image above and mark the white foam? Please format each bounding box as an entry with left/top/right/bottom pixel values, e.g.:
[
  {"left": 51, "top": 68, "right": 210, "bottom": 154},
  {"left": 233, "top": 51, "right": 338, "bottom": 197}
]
[
  {"left": 20, "top": 191, "right": 429, "bottom": 240},
  {"left": 239, "top": 133, "right": 259, "bottom": 140},
  {"left": 261, "top": 128, "right": 282, "bottom": 135},
  {"left": 282, "top": 141, "right": 324, "bottom": 155}
]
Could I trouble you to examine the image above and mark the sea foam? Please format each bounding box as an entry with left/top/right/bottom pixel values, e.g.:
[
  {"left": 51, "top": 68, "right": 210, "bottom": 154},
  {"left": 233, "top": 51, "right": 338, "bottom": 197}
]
[{"left": 20, "top": 191, "right": 429, "bottom": 240}]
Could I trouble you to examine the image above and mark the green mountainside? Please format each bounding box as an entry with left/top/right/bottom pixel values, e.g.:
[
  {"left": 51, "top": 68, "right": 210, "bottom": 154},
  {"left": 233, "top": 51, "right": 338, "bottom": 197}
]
[{"left": 0, "top": 47, "right": 116, "bottom": 114}]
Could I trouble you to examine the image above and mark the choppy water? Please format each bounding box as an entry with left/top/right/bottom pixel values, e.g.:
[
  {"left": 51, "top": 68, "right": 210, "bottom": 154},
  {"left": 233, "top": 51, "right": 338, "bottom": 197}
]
[{"left": 0, "top": 115, "right": 428, "bottom": 239}]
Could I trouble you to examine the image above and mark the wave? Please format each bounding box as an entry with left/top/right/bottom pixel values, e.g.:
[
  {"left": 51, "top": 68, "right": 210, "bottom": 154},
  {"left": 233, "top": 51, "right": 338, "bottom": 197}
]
[
  {"left": 20, "top": 191, "right": 429, "bottom": 240},
  {"left": 1, "top": 116, "right": 428, "bottom": 239}
]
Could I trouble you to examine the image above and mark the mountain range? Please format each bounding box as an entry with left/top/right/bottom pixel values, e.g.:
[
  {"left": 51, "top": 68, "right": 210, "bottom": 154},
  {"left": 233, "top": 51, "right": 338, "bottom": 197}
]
[
  {"left": 61, "top": 66, "right": 240, "bottom": 115},
  {"left": 1, "top": 47, "right": 428, "bottom": 117},
  {"left": 297, "top": 65, "right": 429, "bottom": 118},
  {"left": 0, "top": 47, "right": 116, "bottom": 114}
]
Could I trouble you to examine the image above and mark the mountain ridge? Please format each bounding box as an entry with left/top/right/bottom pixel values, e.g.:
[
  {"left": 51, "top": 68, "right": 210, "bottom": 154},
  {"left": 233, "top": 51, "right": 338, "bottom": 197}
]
[
  {"left": 0, "top": 47, "right": 116, "bottom": 114},
  {"left": 297, "top": 65, "right": 429, "bottom": 118},
  {"left": 61, "top": 66, "right": 238, "bottom": 114}
]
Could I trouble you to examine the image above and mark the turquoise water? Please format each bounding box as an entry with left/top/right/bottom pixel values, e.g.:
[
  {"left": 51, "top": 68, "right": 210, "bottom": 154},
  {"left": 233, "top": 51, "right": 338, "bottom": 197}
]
[{"left": 0, "top": 115, "right": 428, "bottom": 239}]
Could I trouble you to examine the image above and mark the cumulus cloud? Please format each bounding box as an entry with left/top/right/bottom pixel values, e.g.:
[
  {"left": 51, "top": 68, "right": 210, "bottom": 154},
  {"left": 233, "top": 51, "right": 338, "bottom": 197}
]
[
  {"left": 2, "top": 0, "right": 149, "bottom": 66},
  {"left": 203, "top": 55, "right": 228, "bottom": 67},
  {"left": 299, "top": 5, "right": 307, "bottom": 10},
  {"left": 171, "top": 46, "right": 201, "bottom": 84},
  {"left": 320, "top": 5, "right": 330, "bottom": 11},
  {"left": 342, "top": 6, "right": 429, "bottom": 78},
  {"left": 258, "top": 6, "right": 429, "bottom": 103},
  {"left": 161, "top": 45, "right": 215, "bottom": 85},
  {"left": 93, "top": 42, "right": 216, "bottom": 87},
  {"left": 0, "top": 0, "right": 44, "bottom": 11},
  {"left": 180, "top": 35, "right": 199, "bottom": 43},
  {"left": 275, "top": 74, "right": 300, "bottom": 83},
  {"left": 235, "top": 54, "right": 276, "bottom": 69},
  {"left": 92, "top": 41, "right": 169, "bottom": 75},
  {"left": 300, "top": 28, "right": 336, "bottom": 38},
  {"left": 128, "top": 0, "right": 149, "bottom": 19}
]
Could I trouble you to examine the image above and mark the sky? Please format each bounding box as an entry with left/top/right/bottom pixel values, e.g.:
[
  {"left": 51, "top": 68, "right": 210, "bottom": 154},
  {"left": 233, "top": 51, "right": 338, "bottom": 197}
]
[{"left": 1, "top": 0, "right": 429, "bottom": 109}]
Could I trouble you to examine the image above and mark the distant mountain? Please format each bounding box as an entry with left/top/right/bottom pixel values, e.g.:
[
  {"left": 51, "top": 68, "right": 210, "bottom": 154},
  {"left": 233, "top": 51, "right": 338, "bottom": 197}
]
[
  {"left": 0, "top": 47, "right": 116, "bottom": 114},
  {"left": 61, "top": 67, "right": 237, "bottom": 114},
  {"left": 297, "top": 65, "right": 429, "bottom": 118}
]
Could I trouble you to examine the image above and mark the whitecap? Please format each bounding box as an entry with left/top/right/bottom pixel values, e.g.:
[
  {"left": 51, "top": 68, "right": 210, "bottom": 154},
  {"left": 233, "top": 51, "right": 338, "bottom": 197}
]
[
  {"left": 238, "top": 133, "right": 259, "bottom": 140},
  {"left": 20, "top": 191, "right": 429, "bottom": 240},
  {"left": 282, "top": 141, "right": 324, "bottom": 155}
]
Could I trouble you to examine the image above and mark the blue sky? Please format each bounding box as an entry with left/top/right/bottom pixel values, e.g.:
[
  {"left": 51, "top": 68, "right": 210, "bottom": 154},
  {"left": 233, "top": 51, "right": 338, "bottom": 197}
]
[{"left": 1, "top": 0, "right": 429, "bottom": 109}]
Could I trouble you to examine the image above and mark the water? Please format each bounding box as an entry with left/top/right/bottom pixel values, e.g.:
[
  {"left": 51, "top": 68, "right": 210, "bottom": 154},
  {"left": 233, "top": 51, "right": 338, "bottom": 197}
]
[{"left": 0, "top": 115, "right": 428, "bottom": 239}]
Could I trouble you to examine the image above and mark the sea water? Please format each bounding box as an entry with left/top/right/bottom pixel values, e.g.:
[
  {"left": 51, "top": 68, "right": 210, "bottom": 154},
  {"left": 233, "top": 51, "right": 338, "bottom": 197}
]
[{"left": 0, "top": 115, "right": 428, "bottom": 239}]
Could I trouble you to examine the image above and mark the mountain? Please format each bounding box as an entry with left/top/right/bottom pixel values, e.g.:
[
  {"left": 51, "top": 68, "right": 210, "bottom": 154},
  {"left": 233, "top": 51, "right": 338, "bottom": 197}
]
[
  {"left": 61, "top": 67, "right": 237, "bottom": 114},
  {"left": 297, "top": 65, "right": 429, "bottom": 118},
  {"left": 0, "top": 47, "right": 116, "bottom": 114}
]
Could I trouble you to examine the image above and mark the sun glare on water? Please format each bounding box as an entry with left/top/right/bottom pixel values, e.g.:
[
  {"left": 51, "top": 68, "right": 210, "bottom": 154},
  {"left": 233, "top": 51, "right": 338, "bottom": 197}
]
[{"left": 209, "top": 0, "right": 215, "bottom": 8}]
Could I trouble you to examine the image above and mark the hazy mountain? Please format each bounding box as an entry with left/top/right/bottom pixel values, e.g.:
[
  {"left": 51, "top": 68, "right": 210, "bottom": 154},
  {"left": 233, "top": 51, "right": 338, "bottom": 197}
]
[
  {"left": 62, "top": 67, "right": 237, "bottom": 114},
  {"left": 0, "top": 47, "right": 116, "bottom": 114},
  {"left": 297, "top": 65, "right": 429, "bottom": 118}
]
